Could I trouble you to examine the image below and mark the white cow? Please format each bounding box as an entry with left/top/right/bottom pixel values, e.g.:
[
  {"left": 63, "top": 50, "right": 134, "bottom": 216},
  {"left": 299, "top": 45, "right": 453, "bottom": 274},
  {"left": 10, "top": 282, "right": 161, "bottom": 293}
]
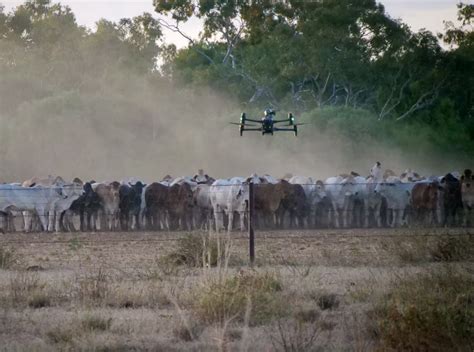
[
  {"left": 193, "top": 184, "right": 213, "bottom": 229},
  {"left": 210, "top": 177, "right": 249, "bottom": 232},
  {"left": 192, "top": 169, "right": 215, "bottom": 185},
  {"left": 370, "top": 162, "right": 383, "bottom": 182},
  {"left": 170, "top": 176, "right": 198, "bottom": 190},
  {"left": 0, "top": 184, "right": 73, "bottom": 232},
  {"left": 374, "top": 178, "right": 412, "bottom": 227},
  {"left": 325, "top": 175, "right": 370, "bottom": 228},
  {"left": 365, "top": 176, "right": 383, "bottom": 227},
  {"left": 400, "top": 169, "right": 424, "bottom": 183},
  {"left": 325, "top": 176, "right": 347, "bottom": 228},
  {"left": 48, "top": 184, "right": 84, "bottom": 232}
]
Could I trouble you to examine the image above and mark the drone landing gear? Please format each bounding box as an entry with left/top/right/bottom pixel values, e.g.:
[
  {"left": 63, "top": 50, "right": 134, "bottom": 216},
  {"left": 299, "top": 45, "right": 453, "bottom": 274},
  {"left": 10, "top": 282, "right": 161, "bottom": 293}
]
[{"left": 294, "top": 125, "right": 298, "bottom": 136}]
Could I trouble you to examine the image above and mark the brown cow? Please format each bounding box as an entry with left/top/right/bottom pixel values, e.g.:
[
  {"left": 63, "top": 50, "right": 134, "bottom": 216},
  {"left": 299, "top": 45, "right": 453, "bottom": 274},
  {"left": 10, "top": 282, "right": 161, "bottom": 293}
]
[
  {"left": 254, "top": 183, "right": 285, "bottom": 229},
  {"left": 461, "top": 169, "right": 474, "bottom": 226},
  {"left": 411, "top": 181, "right": 440, "bottom": 226},
  {"left": 94, "top": 182, "right": 120, "bottom": 231},
  {"left": 145, "top": 182, "right": 168, "bottom": 230},
  {"left": 276, "top": 181, "right": 308, "bottom": 228},
  {"left": 167, "top": 183, "right": 194, "bottom": 230}
]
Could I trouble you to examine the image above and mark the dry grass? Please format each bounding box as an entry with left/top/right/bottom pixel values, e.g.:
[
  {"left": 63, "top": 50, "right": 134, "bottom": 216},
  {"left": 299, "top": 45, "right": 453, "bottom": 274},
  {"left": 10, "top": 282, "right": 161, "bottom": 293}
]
[
  {"left": 0, "top": 229, "right": 472, "bottom": 351},
  {"left": 0, "top": 246, "right": 17, "bottom": 269},
  {"left": 373, "top": 267, "right": 474, "bottom": 351},
  {"left": 193, "top": 269, "right": 284, "bottom": 326}
]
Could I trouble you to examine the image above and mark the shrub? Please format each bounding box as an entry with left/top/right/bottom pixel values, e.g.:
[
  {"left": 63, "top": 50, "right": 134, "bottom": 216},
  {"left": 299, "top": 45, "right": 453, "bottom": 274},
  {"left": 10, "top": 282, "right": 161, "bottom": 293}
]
[
  {"left": 81, "top": 314, "right": 112, "bottom": 332},
  {"left": 194, "top": 270, "right": 283, "bottom": 326},
  {"left": 0, "top": 246, "right": 17, "bottom": 269},
  {"left": 164, "top": 233, "right": 226, "bottom": 268},
  {"left": 28, "top": 292, "right": 51, "bottom": 308},
  {"left": 374, "top": 269, "right": 474, "bottom": 351},
  {"left": 269, "top": 318, "right": 321, "bottom": 352},
  {"left": 47, "top": 327, "right": 75, "bottom": 344},
  {"left": 316, "top": 294, "right": 339, "bottom": 311},
  {"left": 76, "top": 268, "right": 110, "bottom": 305},
  {"left": 431, "top": 236, "right": 472, "bottom": 262},
  {"left": 9, "top": 271, "right": 43, "bottom": 306},
  {"left": 172, "top": 317, "right": 203, "bottom": 342}
]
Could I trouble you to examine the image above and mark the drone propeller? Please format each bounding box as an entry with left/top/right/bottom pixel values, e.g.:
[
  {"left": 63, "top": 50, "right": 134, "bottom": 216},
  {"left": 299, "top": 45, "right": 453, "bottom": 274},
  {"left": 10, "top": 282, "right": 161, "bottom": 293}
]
[
  {"left": 282, "top": 123, "right": 308, "bottom": 126},
  {"left": 230, "top": 122, "right": 257, "bottom": 126}
]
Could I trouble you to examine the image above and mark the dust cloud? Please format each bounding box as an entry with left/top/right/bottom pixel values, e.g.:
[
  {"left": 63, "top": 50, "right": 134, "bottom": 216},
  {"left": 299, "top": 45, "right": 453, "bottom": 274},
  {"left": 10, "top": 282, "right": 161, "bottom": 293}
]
[
  {"left": 0, "top": 69, "right": 465, "bottom": 183},
  {"left": 0, "top": 77, "right": 460, "bottom": 184}
]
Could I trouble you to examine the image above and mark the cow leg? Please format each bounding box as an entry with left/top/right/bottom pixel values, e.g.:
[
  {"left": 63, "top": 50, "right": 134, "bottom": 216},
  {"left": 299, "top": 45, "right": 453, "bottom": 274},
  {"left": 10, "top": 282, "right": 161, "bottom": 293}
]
[
  {"left": 5, "top": 212, "right": 15, "bottom": 232},
  {"left": 375, "top": 203, "right": 382, "bottom": 228},
  {"left": 23, "top": 211, "right": 32, "bottom": 233},
  {"left": 54, "top": 212, "right": 61, "bottom": 232},
  {"left": 37, "top": 209, "right": 49, "bottom": 232},
  {"left": 66, "top": 211, "right": 77, "bottom": 232},
  {"left": 239, "top": 211, "right": 246, "bottom": 232},
  {"left": 343, "top": 204, "right": 350, "bottom": 228},
  {"left": 227, "top": 211, "right": 234, "bottom": 232}
]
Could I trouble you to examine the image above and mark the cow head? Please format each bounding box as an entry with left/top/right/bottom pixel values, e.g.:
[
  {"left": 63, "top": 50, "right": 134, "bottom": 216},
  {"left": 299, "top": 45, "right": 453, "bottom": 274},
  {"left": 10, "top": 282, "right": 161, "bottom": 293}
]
[
  {"left": 83, "top": 182, "right": 93, "bottom": 194},
  {"left": 132, "top": 181, "right": 145, "bottom": 195},
  {"left": 55, "top": 187, "right": 65, "bottom": 198},
  {"left": 311, "top": 180, "right": 327, "bottom": 203},
  {"left": 62, "top": 183, "right": 84, "bottom": 199},
  {"left": 341, "top": 176, "right": 357, "bottom": 197}
]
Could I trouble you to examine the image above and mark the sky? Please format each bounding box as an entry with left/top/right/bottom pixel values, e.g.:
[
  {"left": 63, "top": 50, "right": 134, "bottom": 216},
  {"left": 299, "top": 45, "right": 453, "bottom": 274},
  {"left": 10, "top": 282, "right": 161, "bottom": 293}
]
[{"left": 1, "top": 0, "right": 464, "bottom": 48}]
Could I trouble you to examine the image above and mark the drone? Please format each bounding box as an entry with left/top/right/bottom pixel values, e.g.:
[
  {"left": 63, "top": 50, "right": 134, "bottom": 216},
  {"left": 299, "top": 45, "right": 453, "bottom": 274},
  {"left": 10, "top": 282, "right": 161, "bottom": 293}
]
[{"left": 231, "top": 109, "right": 304, "bottom": 136}]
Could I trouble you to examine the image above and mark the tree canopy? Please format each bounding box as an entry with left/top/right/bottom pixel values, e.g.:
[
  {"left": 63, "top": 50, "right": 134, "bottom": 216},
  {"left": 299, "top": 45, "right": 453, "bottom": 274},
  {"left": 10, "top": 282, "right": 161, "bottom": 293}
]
[{"left": 0, "top": 0, "right": 472, "bottom": 179}]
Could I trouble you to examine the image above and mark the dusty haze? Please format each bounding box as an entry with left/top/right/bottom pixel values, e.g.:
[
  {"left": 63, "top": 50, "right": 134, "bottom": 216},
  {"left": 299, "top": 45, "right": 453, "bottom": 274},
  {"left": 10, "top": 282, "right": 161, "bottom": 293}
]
[{"left": 0, "top": 77, "right": 466, "bottom": 183}]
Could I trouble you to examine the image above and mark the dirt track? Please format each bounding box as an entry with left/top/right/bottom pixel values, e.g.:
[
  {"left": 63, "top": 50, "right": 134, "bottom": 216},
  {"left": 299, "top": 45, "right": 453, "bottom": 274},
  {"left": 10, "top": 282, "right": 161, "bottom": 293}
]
[{"left": 1, "top": 227, "right": 473, "bottom": 270}]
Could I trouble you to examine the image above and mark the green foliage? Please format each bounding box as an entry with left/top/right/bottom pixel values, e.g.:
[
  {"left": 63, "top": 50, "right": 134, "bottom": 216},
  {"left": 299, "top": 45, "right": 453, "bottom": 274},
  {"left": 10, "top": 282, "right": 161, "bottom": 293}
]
[
  {"left": 375, "top": 270, "right": 474, "bottom": 351},
  {"left": 302, "top": 106, "right": 474, "bottom": 166},
  {"left": 0, "top": 0, "right": 472, "bottom": 177}
]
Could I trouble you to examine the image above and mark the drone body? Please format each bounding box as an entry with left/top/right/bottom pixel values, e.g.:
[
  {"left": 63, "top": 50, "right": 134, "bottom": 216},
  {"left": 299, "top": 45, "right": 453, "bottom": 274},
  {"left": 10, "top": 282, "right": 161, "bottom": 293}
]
[{"left": 231, "top": 109, "right": 304, "bottom": 136}]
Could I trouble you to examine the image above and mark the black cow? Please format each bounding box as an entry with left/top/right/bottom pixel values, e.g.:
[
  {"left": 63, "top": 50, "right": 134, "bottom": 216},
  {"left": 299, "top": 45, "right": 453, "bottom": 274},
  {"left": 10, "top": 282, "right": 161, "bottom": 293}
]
[
  {"left": 67, "top": 182, "right": 102, "bottom": 231},
  {"left": 440, "top": 173, "right": 463, "bottom": 226},
  {"left": 119, "top": 181, "right": 145, "bottom": 231}
]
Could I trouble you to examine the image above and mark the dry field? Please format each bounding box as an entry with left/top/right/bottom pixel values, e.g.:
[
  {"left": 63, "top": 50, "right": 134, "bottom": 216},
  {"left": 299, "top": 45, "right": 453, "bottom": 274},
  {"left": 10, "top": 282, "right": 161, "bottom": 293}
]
[{"left": 0, "top": 228, "right": 473, "bottom": 351}]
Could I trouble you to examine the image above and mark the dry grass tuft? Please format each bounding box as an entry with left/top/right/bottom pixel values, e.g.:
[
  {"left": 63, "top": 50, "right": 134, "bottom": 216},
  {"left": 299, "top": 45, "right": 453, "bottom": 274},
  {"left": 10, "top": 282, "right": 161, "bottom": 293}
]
[
  {"left": 8, "top": 271, "right": 45, "bottom": 307},
  {"left": 194, "top": 270, "right": 284, "bottom": 326},
  {"left": 374, "top": 268, "right": 474, "bottom": 351},
  {"left": 28, "top": 292, "right": 51, "bottom": 308},
  {"left": 269, "top": 318, "right": 321, "bottom": 352},
  {"left": 81, "top": 314, "right": 112, "bottom": 332},
  {"left": 164, "top": 232, "right": 225, "bottom": 268},
  {"left": 75, "top": 268, "right": 110, "bottom": 306},
  {"left": 47, "top": 326, "right": 76, "bottom": 344},
  {"left": 430, "top": 236, "right": 473, "bottom": 262},
  {"left": 316, "top": 294, "right": 339, "bottom": 311},
  {"left": 172, "top": 317, "right": 203, "bottom": 342},
  {"left": 0, "top": 246, "right": 17, "bottom": 269}
]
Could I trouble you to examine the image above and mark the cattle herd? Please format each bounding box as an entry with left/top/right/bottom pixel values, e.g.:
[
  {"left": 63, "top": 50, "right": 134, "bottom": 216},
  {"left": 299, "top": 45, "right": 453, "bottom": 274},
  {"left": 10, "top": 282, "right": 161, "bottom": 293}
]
[{"left": 0, "top": 165, "right": 473, "bottom": 233}]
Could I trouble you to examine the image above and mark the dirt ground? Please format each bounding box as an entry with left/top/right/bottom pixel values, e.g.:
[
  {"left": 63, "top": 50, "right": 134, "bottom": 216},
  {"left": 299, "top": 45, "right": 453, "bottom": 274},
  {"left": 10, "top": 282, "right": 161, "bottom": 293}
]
[{"left": 0, "top": 228, "right": 473, "bottom": 351}]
